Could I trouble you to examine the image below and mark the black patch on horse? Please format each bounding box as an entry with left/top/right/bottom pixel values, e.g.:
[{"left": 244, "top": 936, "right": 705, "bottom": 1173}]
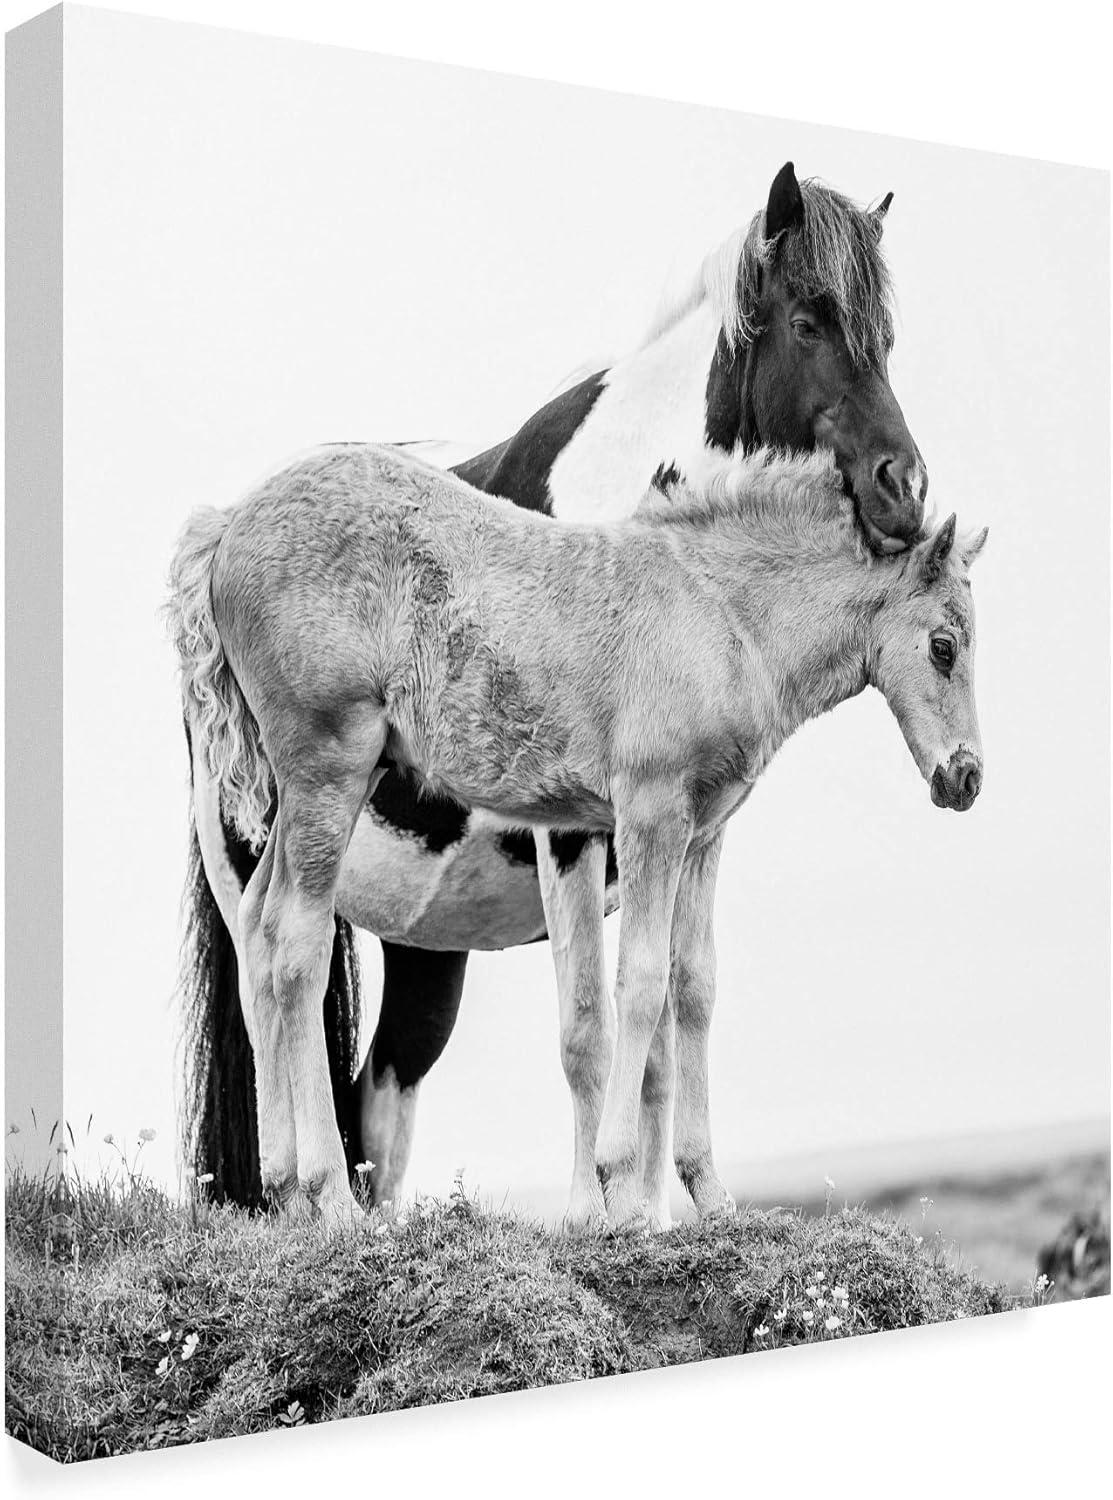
[
  {"left": 369, "top": 771, "right": 469, "bottom": 854},
  {"left": 603, "top": 834, "right": 618, "bottom": 889},
  {"left": 547, "top": 830, "right": 593, "bottom": 873},
  {"left": 498, "top": 829, "right": 539, "bottom": 867},
  {"left": 548, "top": 830, "right": 618, "bottom": 886},
  {"left": 452, "top": 370, "right": 608, "bottom": 511}
]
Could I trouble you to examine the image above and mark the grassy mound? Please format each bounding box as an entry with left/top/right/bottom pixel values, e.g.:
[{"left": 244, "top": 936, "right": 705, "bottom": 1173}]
[{"left": 6, "top": 1169, "right": 1026, "bottom": 1463}]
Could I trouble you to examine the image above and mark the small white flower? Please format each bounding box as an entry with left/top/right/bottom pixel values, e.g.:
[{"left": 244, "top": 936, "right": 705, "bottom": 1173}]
[
  {"left": 138, "top": 1128, "right": 156, "bottom": 1143},
  {"left": 197, "top": 1172, "right": 214, "bottom": 1185},
  {"left": 754, "top": 1324, "right": 769, "bottom": 1338},
  {"left": 354, "top": 1161, "right": 375, "bottom": 1176},
  {"left": 774, "top": 1310, "right": 787, "bottom": 1323},
  {"left": 824, "top": 1175, "right": 835, "bottom": 1191},
  {"left": 815, "top": 1297, "right": 826, "bottom": 1309},
  {"left": 816, "top": 1271, "right": 826, "bottom": 1282},
  {"left": 801, "top": 1310, "right": 814, "bottom": 1324},
  {"left": 156, "top": 1329, "right": 172, "bottom": 1344},
  {"left": 833, "top": 1285, "right": 849, "bottom": 1301},
  {"left": 156, "top": 1356, "right": 170, "bottom": 1376},
  {"left": 825, "top": 1315, "right": 841, "bottom": 1332},
  {"left": 180, "top": 1332, "right": 199, "bottom": 1361},
  {"left": 103, "top": 1133, "right": 115, "bottom": 1145},
  {"left": 805, "top": 1284, "right": 818, "bottom": 1299}
]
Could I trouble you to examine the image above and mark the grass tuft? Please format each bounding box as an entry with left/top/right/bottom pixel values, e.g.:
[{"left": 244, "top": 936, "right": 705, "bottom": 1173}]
[{"left": 6, "top": 1158, "right": 1030, "bottom": 1463}]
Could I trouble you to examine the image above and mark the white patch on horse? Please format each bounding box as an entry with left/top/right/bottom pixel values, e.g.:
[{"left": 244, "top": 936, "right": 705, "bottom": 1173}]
[
  {"left": 360, "top": 1064, "right": 418, "bottom": 1205},
  {"left": 547, "top": 302, "right": 721, "bottom": 523},
  {"left": 337, "top": 807, "right": 547, "bottom": 950}
]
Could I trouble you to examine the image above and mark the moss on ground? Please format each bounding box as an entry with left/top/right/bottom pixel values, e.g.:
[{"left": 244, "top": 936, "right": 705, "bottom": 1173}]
[{"left": 5, "top": 1168, "right": 1026, "bottom": 1463}]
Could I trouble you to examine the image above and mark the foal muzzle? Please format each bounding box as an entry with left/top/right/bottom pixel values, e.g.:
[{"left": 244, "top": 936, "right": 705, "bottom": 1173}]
[{"left": 930, "top": 750, "right": 983, "bottom": 812}]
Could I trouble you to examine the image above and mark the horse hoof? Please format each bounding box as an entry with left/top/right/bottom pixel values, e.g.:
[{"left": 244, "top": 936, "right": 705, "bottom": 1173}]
[
  {"left": 698, "top": 1194, "right": 738, "bottom": 1223},
  {"left": 562, "top": 1209, "right": 608, "bottom": 1236},
  {"left": 316, "top": 1191, "right": 366, "bottom": 1231},
  {"left": 563, "top": 1186, "right": 608, "bottom": 1233}
]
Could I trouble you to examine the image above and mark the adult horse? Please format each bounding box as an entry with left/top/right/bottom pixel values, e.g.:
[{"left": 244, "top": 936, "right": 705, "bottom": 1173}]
[
  {"left": 180, "top": 163, "right": 927, "bottom": 1217},
  {"left": 170, "top": 444, "right": 982, "bottom": 1227}
]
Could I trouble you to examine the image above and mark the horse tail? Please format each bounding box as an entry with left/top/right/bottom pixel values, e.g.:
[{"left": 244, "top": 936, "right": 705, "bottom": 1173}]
[
  {"left": 178, "top": 807, "right": 263, "bottom": 1207},
  {"left": 178, "top": 802, "right": 366, "bottom": 1207},
  {"left": 165, "top": 507, "right": 272, "bottom": 851}
]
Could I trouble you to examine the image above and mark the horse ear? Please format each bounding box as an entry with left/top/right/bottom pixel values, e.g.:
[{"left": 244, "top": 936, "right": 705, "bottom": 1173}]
[
  {"left": 765, "top": 161, "right": 805, "bottom": 240},
  {"left": 960, "top": 525, "right": 989, "bottom": 569},
  {"left": 872, "top": 191, "right": 894, "bottom": 233},
  {"left": 919, "top": 513, "right": 957, "bottom": 585}
]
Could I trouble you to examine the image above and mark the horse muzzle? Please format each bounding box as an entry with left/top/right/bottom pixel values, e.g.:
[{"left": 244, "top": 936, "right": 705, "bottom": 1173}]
[
  {"left": 930, "top": 751, "right": 983, "bottom": 812},
  {"left": 857, "top": 455, "right": 927, "bottom": 554}
]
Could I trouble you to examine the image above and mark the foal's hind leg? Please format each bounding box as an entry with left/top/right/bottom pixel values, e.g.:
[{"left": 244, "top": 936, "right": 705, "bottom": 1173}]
[
  {"left": 536, "top": 832, "right": 613, "bottom": 1228},
  {"left": 238, "top": 832, "right": 299, "bottom": 1205},
  {"left": 264, "top": 722, "right": 387, "bottom": 1224}
]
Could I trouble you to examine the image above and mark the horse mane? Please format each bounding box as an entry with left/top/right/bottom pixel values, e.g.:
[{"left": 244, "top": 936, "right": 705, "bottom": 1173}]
[{"left": 642, "top": 177, "right": 895, "bottom": 368}]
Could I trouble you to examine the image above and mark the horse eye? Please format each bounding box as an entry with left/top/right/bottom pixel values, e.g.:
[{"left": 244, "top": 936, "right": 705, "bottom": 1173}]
[
  {"left": 791, "top": 317, "right": 820, "bottom": 342},
  {"left": 929, "top": 635, "right": 956, "bottom": 673}
]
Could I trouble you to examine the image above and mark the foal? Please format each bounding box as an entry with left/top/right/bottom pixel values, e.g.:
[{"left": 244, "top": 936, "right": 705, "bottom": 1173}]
[{"left": 169, "top": 443, "right": 985, "bottom": 1226}]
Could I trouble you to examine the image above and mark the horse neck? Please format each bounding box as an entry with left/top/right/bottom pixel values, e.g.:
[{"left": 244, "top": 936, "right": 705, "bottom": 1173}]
[
  {"left": 547, "top": 300, "right": 723, "bottom": 523},
  {"left": 684, "top": 518, "right": 889, "bottom": 741}
]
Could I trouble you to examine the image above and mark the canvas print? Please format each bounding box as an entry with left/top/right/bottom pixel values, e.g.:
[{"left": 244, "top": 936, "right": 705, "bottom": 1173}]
[{"left": 5, "top": 4, "right": 1110, "bottom": 1463}]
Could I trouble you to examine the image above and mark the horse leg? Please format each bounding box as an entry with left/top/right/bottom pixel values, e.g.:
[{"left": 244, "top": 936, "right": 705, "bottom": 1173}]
[
  {"left": 638, "top": 998, "right": 675, "bottom": 1230},
  {"left": 671, "top": 831, "right": 735, "bottom": 1219},
  {"left": 238, "top": 829, "right": 299, "bottom": 1205},
  {"left": 358, "top": 944, "right": 468, "bottom": 1205},
  {"left": 596, "top": 798, "right": 691, "bottom": 1228},
  {"left": 536, "top": 832, "right": 613, "bottom": 1228},
  {"left": 263, "top": 729, "right": 385, "bottom": 1224}
]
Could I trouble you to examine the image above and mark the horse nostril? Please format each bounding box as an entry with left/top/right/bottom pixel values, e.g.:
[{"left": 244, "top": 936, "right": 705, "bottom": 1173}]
[
  {"left": 872, "top": 457, "right": 900, "bottom": 502},
  {"left": 962, "top": 765, "right": 982, "bottom": 802}
]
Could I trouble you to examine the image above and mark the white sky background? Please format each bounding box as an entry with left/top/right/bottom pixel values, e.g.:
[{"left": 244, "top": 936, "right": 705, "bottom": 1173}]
[{"left": 40, "top": 7, "right": 1109, "bottom": 1204}]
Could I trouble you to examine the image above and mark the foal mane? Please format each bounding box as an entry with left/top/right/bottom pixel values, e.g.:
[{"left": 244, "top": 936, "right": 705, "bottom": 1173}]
[
  {"left": 643, "top": 448, "right": 917, "bottom": 564},
  {"left": 644, "top": 177, "right": 895, "bottom": 368}
]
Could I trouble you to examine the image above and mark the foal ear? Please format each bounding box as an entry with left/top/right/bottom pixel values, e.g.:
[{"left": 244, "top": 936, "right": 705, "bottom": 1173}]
[
  {"left": 960, "top": 525, "right": 990, "bottom": 569},
  {"left": 918, "top": 513, "right": 957, "bottom": 586},
  {"left": 765, "top": 161, "right": 805, "bottom": 241}
]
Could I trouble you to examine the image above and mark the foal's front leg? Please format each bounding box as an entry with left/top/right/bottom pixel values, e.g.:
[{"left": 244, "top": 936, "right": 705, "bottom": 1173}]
[
  {"left": 596, "top": 798, "right": 692, "bottom": 1228},
  {"left": 535, "top": 831, "right": 613, "bottom": 1227},
  {"left": 671, "top": 830, "right": 735, "bottom": 1219}
]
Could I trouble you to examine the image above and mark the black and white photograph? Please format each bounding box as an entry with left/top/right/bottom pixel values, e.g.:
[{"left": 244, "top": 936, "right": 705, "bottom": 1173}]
[{"left": 4, "top": 0, "right": 1110, "bottom": 1473}]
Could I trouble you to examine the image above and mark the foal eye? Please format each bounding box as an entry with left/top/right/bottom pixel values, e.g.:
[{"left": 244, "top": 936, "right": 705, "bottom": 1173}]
[
  {"left": 929, "top": 634, "right": 956, "bottom": 673},
  {"left": 791, "top": 318, "right": 820, "bottom": 342}
]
